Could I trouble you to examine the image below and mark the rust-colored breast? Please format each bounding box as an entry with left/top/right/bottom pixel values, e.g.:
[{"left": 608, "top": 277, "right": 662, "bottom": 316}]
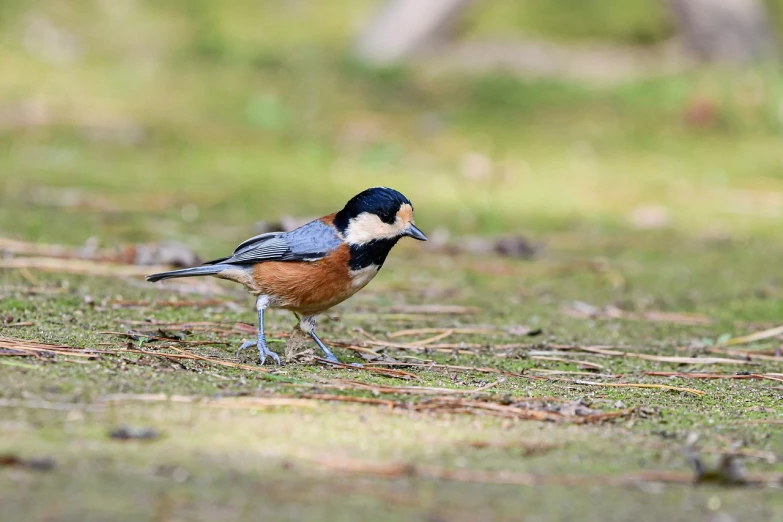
[{"left": 250, "top": 243, "right": 361, "bottom": 314}]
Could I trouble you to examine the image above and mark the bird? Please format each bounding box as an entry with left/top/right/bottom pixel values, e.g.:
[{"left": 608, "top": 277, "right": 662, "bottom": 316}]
[{"left": 145, "top": 187, "right": 427, "bottom": 366}]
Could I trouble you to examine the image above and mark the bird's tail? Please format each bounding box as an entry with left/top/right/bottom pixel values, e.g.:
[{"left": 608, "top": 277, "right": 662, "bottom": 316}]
[{"left": 146, "top": 264, "right": 230, "bottom": 283}]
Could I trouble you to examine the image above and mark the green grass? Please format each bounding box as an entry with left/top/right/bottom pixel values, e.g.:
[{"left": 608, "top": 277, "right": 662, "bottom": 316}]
[
  {"left": 1, "top": 2, "right": 782, "bottom": 520},
  {"left": 2, "top": 2, "right": 783, "bottom": 250},
  {"left": 464, "top": 0, "right": 674, "bottom": 44},
  {"left": 467, "top": 0, "right": 783, "bottom": 45}
]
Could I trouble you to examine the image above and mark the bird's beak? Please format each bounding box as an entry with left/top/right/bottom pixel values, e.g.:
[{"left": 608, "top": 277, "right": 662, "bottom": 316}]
[{"left": 403, "top": 224, "right": 428, "bottom": 241}]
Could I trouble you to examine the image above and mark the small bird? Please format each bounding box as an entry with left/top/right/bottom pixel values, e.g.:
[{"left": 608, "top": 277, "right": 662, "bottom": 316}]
[{"left": 146, "top": 187, "right": 427, "bottom": 365}]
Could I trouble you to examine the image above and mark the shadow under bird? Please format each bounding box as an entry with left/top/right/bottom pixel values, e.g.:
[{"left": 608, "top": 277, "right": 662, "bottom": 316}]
[{"left": 146, "top": 187, "right": 427, "bottom": 365}]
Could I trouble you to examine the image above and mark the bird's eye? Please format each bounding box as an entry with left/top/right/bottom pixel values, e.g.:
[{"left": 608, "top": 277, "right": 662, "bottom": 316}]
[{"left": 377, "top": 211, "right": 395, "bottom": 224}]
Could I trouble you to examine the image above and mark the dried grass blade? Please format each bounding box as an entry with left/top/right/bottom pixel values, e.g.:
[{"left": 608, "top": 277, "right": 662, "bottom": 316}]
[
  {"left": 529, "top": 369, "right": 618, "bottom": 377},
  {"left": 645, "top": 372, "right": 783, "bottom": 383},
  {"left": 570, "top": 380, "right": 706, "bottom": 397},
  {"left": 724, "top": 325, "right": 783, "bottom": 346},
  {"left": 0, "top": 337, "right": 100, "bottom": 358},
  {"left": 409, "top": 330, "right": 454, "bottom": 346},
  {"left": 100, "top": 331, "right": 228, "bottom": 346},
  {"left": 361, "top": 339, "right": 478, "bottom": 355},
  {"left": 569, "top": 345, "right": 754, "bottom": 365},
  {"left": 708, "top": 347, "right": 782, "bottom": 362},
  {"left": 530, "top": 355, "right": 604, "bottom": 369},
  {"left": 353, "top": 327, "right": 383, "bottom": 342},
  {"left": 2, "top": 322, "right": 34, "bottom": 328}
]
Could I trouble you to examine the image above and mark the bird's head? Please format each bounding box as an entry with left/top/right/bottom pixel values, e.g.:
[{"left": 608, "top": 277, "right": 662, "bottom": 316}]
[{"left": 334, "top": 187, "right": 427, "bottom": 245}]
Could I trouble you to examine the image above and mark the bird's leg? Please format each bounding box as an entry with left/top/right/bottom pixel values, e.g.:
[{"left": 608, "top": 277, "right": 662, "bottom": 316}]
[
  {"left": 237, "top": 296, "right": 280, "bottom": 365},
  {"left": 298, "top": 315, "right": 363, "bottom": 367},
  {"left": 298, "top": 314, "right": 341, "bottom": 364}
]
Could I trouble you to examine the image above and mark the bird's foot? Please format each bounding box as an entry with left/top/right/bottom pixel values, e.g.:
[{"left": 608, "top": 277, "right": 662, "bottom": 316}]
[
  {"left": 305, "top": 327, "right": 363, "bottom": 367},
  {"left": 236, "top": 340, "right": 281, "bottom": 366},
  {"left": 320, "top": 353, "right": 340, "bottom": 364},
  {"left": 316, "top": 355, "right": 364, "bottom": 368}
]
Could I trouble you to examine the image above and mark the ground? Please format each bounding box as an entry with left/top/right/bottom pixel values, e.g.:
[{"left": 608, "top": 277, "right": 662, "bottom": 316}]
[
  {"left": 1, "top": 2, "right": 782, "bottom": 521},
  {"left": 2, "top": 232, "right": 782, "bottom": 521}
]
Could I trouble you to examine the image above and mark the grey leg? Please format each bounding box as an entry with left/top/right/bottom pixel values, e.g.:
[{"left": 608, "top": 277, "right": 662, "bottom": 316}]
[
  {"left": 236, "top": 296, "right": 280, "bottom": 365},
  {"left": 298, "top": 315, "right": 339, "bottom": 363},
  {"left": 299, "top": 315, "right": 361, "bottom": 366},
  {"left": 310, "top": 331, "right": 340, "bottom": 363}
]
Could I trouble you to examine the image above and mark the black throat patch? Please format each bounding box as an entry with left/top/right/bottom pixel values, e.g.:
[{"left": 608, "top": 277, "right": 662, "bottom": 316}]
[{"left": 348, "top": 238, "right": 400, "bottom": 271}]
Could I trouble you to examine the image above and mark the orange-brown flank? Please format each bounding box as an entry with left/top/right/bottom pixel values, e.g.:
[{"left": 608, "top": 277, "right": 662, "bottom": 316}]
[{"left": 249, "top": 243, "right": 358, "bottom": 314}]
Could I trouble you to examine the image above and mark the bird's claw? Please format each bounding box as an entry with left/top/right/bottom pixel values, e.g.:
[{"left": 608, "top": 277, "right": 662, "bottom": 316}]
[
  {"left": 237, "top": 340, "right": 281, "bottom": 366},
  {"left": 267, "top": 351, "right": 282, "bottom": 365},
  {"left": 317, "top": 355, "right": 364, "bottom": 368},
  {"left": 321, "top": 354, "right": 340, "bottom": 364}
]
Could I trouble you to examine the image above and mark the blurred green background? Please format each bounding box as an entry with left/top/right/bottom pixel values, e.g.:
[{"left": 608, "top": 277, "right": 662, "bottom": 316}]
[{"left": 1, "top": 0, "right": 782, "bottom": 258}]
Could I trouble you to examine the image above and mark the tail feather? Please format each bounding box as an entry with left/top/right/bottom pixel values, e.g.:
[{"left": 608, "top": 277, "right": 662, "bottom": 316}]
[{"left": 146, "top": 264, "right": 229, "bottom": 283}]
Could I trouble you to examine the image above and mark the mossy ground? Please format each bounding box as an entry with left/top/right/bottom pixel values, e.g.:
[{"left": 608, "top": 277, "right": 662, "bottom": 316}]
[
  {"left": 1, "top": 2, "right": 783, "bottom": 520},
  {"left": 2, "top": 232, "right": 782, "bottom": 521}
]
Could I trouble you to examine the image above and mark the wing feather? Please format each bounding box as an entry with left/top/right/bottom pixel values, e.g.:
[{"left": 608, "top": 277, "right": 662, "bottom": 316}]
[{"left": 218, "top": 220, "right": 342, "bottom": 265}]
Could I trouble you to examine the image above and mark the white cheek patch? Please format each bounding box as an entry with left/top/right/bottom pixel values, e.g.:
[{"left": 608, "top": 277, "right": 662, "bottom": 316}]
[
  {"left": 349, "top": 264, "right": 380, "bottom": 288},
  {"left": 344, "top": 212, "right": 404, "bottom": 245}
]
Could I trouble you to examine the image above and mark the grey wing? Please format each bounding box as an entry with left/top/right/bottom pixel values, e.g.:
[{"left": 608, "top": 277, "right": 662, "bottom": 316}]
[
  {"left": 226, "top": 233, "right": 291, "bottom": 263},
  {"left": 220, "top": 220, "right": 342, "bottom": 265}
]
